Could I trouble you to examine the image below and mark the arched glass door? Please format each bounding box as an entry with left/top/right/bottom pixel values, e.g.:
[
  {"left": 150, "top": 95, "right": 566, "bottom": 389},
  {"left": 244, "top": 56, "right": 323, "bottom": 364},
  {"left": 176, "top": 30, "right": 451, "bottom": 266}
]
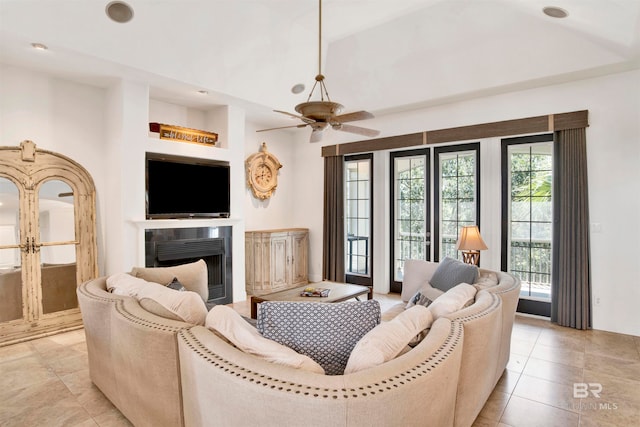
[{"left": 0, "top": 140, "right": 97, "bottom": 345}]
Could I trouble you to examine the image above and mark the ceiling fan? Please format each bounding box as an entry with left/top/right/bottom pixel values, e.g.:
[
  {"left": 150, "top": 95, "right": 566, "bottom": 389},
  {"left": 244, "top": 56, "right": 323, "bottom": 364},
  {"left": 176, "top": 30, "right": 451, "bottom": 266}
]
[{"left": 257, "top": 0, "right": 380, "bottom": 143}]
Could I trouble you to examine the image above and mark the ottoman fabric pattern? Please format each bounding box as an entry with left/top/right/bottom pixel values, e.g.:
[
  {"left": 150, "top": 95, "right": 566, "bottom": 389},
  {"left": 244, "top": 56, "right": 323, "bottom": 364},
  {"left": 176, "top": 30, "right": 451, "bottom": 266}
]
[{"left": 256, "top": 300, "right": 381, "bottom": 375}]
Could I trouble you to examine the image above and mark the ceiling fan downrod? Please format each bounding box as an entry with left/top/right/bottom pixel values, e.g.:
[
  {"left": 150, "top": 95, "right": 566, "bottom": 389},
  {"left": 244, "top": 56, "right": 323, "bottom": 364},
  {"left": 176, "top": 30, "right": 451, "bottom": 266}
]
[{"left": 306, "top": 0, "right": 331, "bottom": 103}]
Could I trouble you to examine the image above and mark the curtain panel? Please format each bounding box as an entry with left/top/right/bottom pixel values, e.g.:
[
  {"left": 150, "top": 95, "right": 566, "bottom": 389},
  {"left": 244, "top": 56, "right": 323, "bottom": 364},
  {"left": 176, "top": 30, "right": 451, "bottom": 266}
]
[
  {"left": 551, "top": 128, "right": 592, "bottom": 329},
  {"left": 323, "top": 155, "right": 345, "bottom": 281}
]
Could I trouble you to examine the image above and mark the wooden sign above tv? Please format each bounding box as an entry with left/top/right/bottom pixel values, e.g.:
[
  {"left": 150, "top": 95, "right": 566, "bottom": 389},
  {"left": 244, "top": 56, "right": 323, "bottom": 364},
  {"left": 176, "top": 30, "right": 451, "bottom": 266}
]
[{"left": 149, "top": 122, "right": 218, "bottom": 146}]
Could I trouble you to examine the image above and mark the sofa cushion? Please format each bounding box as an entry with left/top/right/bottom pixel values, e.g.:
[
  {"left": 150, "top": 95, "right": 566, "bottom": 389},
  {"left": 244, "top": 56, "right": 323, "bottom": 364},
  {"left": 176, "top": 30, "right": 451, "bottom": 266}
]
[
  {"left": 138, "top": 298, "right": 185, "bottom": 322},
  {"left": 400, "top": 260, "right": 439, "bottom": 302},
  {"left": 381, "top": 302, "right": 406, "bottom": 322},
  {"left": 106, "top": 273, "right": 207, "bottom": 325},
  {"left": 206, "top": 305, "right": 325, "bottom": 374},
  {"left": 428, "top": 282, "right": 477, "bottom": 319},
  {"left": 429, "top": 257, "right": 479, "bottom": 292},
  {"left": 257, "top": 300, "right": 381, "bottom": 375},
  {"left": 473, "top": 271, "right": 499, "bottom": 291},
  {"left": 344, "top": 305, "right": 434, "bottom": 374},
  {"left": 130, "top": 259, "right": 208, "bottom": 302}
]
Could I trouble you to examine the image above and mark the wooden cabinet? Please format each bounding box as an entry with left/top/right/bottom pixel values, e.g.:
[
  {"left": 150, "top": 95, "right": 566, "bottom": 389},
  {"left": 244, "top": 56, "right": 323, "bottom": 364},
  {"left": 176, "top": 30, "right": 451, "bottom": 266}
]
[
  {"left": 0, "top": 141, "right": 98, "bottom": 345},
  {"left": 245, "top": 228, "right": 308, "bottom": 296}
]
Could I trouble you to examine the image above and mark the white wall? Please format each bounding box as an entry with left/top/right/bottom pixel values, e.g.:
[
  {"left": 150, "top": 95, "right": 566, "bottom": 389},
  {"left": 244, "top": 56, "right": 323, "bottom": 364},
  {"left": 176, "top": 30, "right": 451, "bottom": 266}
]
[
  {"left": 288, "top": 69, "right": 640, "bottom": 336},
  {"left": 243, "top": 122, "right": 299, "bottom": 231},
  {"left": 0, "top": 64, "right": 109, "bottom": 272},
  {"left": 2, "top": 62, "right": 638, "bottom": 336},
  {"left": 0, "top": 65, "right": 247, "bottom": 303}
]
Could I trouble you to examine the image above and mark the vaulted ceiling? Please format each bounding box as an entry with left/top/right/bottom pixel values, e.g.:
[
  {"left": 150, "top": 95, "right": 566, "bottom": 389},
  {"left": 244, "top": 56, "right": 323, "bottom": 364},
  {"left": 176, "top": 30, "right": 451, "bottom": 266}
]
[{"left": 1, "top": 0, "right": 639, "bottom": 128}]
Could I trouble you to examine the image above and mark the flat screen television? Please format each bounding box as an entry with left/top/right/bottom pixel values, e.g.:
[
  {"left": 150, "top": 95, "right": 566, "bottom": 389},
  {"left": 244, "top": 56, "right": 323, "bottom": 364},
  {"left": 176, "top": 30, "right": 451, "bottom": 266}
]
[{"left": 145, "top": 152, "right": 230, "bottom": 219}]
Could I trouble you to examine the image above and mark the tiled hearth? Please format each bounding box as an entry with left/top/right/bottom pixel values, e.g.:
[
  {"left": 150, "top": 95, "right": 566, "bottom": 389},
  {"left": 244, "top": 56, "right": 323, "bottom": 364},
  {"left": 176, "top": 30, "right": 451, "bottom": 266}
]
[{"left": 1, "top": 294, "right": 638, "bottom": 426}]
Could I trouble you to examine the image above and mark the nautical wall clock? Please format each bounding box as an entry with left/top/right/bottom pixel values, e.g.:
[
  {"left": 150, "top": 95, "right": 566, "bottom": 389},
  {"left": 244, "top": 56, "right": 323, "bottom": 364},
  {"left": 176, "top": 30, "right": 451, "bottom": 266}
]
[{"left": 246, "top": 142, "right": 282, "bottom": 200}]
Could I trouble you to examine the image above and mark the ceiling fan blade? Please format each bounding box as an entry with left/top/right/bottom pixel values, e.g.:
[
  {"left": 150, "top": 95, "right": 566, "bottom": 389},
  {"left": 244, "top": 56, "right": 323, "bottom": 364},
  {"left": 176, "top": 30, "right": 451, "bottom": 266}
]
[
  {"left": 256, "top": 124, "right": 308, "bottom": 132},
  {"left": 309, "top": 129, "right": 324, "bottom": 143},
  {"left": 332, "top": 110, "right": 374, "bottom": 123},
  {"left": 333, "top": 123, "right": 380, "bottom": 138},
  {"left": 274, "top": 110, "right": 316, "bottom": 124}
]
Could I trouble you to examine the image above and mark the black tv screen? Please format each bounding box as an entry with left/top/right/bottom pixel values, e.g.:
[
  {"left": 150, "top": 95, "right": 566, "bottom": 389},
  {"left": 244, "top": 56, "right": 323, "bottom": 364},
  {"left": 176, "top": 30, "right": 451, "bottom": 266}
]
[{"left": 146, "top": 153, "right": 230, "bottom": 219}]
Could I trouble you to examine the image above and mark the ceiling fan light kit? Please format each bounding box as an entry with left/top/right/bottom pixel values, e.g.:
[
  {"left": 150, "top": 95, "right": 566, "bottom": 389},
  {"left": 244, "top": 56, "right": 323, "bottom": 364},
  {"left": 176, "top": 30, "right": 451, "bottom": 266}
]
[{"left": 257, "top": 0, "right": 379, "bottom": 142}]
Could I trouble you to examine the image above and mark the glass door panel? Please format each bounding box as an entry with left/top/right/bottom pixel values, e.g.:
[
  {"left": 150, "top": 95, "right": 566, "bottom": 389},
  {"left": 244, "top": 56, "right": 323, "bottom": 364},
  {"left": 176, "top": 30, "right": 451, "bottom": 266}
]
[
  {"left": 390, "top": 149, "right": 430, "bottom": 293},
  {"left": 434, "top": 145, "right": 480, "bottom": 261},
  {"left": 502, "top": 134, "right": 554, "bottom": 317},
  {"left": 0, "top": 177, "right": 23, "bottom": 322},
  {"left": 38, "top": 180, "right": 78, "bottom": 314},
  {"left": 345, "top": 155, "right": 373, "bottom": 286}
]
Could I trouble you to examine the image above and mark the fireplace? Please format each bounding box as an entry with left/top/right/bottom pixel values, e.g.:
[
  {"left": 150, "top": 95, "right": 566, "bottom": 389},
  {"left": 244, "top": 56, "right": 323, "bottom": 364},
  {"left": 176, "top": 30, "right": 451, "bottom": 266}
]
[{"left": 144, "top": 226, "right": 232, "bottom": 304}]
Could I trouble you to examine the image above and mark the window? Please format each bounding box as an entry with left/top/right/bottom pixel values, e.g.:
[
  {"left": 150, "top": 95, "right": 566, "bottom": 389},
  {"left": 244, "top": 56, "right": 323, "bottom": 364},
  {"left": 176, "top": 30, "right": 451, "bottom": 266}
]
[
  {"left": 390, "top": 149, "right": 430, "bottom": 292},
  {"left": 344, "top": 154, "right": 373, "bottom": 285},
  {"left": 434, "top": 144, "right": 480, "bottom": 261},
  {"left": 502, "top": 134, "right": 553, "bottom": 308}
]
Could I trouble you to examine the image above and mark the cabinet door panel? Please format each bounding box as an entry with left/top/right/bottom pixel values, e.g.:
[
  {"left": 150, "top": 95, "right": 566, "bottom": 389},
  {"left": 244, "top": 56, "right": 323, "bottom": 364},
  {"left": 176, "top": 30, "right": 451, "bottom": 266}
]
[
  {"left": 270, "top": 234, "right": 289, "bottom": 289},
  {"left": 289, "top": 232, "right": 308, "bottom": 286}
]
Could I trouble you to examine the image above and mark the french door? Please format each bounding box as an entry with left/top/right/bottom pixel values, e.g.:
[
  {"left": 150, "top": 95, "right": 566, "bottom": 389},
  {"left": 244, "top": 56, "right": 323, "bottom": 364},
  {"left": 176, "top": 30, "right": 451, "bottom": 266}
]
[
  {"left": 390, "top": 149, "right": 430, "bottom": 293},
  {"left": 344, "top": 154, "right": 373, "bottom": 288},
  {"left": 434, "top": 143, "right": 481, "bottom": 262},
  {"left": 501, "top": 134, "right": 554, "bottom": 317}
]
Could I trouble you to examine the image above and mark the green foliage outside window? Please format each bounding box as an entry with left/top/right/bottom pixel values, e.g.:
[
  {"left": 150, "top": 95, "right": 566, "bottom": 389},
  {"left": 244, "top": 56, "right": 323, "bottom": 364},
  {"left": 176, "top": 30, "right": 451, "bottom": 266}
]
[
  {"left": 440, "top": 152, "right": 476, "bottom": 261},
  {"left": 508, "top": 144, "right": 553, "bottom": 298}
]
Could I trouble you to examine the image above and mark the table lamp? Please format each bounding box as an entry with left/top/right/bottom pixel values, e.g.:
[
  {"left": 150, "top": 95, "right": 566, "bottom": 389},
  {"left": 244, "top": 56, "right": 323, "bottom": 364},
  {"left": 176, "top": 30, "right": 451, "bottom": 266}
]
[{"left": 456, "top": 225, "right": 488, "bottom": 265}]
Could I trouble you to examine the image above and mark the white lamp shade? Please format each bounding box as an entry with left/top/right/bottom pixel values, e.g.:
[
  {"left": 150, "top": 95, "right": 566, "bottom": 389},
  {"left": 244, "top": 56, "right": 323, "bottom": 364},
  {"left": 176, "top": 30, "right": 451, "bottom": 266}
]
[{"left": 456, "top": 225, "right": 488, "bottom": 251}]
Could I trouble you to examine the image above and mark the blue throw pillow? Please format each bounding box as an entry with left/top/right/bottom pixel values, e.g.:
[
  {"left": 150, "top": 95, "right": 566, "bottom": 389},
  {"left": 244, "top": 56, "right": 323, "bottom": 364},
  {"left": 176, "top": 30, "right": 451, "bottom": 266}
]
[
  {"left": 257, "top": 300, "right": 381, "bottom": 375},
  {"left": 429, "top": 257, "right": 479, "bottom": 292}
]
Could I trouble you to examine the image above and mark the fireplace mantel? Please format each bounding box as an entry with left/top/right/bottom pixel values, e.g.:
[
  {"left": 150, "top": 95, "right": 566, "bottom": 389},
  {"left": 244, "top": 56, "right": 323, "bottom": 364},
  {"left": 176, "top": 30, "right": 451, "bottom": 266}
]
[{"left": 131, "top": 218, "right": 241, "bottom": 230}]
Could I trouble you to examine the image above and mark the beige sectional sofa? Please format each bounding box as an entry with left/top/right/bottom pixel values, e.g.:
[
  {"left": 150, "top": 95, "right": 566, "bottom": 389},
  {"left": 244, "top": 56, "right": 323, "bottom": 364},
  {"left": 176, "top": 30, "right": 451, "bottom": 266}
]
[
  {"left": 77, "top": 277, "right": 191, "bottom": 427},
  {"left": 77, "top": 259, "right": 520, "bottom": 427}
]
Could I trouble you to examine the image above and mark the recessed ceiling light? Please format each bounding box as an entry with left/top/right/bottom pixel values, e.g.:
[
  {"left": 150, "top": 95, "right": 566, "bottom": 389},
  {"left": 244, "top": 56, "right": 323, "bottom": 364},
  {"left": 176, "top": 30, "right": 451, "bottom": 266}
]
[
  {"left": 197, "top": 90, "right": 209, "bottom": 95},
  {"left": 543, "top": 6, "right": 568, "bottom": 19},
  {"left": 31, "top": 43, "right": 48, "bottom": 50},
  {"left": 106, "top": 1, "right": 134, "bottom": 23},
  {"left": 291, "top": 83, "right": 305, "bottom": 94}
]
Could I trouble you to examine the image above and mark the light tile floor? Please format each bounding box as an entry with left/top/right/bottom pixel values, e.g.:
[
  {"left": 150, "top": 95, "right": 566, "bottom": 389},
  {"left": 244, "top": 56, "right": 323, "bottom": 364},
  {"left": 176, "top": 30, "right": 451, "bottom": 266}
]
[{"left": 1, "top": 293, "right": 638, "bottom": 426}]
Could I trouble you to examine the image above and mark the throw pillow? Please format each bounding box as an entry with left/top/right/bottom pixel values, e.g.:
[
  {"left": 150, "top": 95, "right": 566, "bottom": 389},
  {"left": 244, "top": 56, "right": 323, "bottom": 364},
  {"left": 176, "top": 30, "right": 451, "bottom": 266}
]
[
  {"left": 405, "top": 285, "right": 445, "bottom": 309},
  {"left": 400, "top": 260, "right": 440, "bottom": 302},
  {"left": 257, "top": 300, "right": 381, "bottom": 375},
  {"left": 429, "top": 257, "right": 479, "bottom": 292},
  {"left": 167, "top": 277, "right": 186, "bottom": 291},
  {"left": 344, "top": 305, "right": 434, "bottom": 374},
  {"left": 136, "top": 281, "right": 207, "bottom": 325},
  {"left": 428, "top": 282, "right": 477, "bottom": 319},
  {"left": 206, "top": 305, "right": 325, "bottom": 374},
  {"left": 106, "top": 272, "right": 154, "bottom": 297},
  {"left": 130, "top": 259, "right": 208, "bottom": 302},
  {"left": 106, "top": 272, "right": 207, "bottom": 325}
]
